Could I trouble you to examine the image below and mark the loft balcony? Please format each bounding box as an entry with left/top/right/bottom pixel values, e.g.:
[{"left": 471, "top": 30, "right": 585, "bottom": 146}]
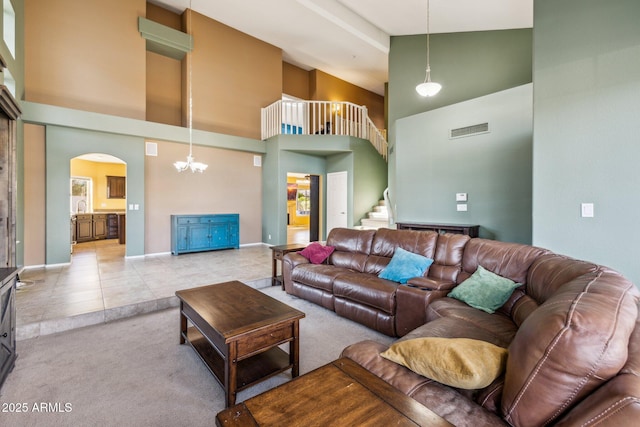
[{"left": 261, "top": 100, "right": 388, "bottom": 161}]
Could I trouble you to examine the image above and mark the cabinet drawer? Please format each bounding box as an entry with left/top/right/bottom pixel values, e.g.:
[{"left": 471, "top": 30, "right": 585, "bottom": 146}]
[
  {"left": 236, "top": 323, "right": 293, "bottom": 357},
  {"left": 176, "top": 217, "right": 199, "bottom": 225},
  {"left": 76, "top": 214, "right": 92, "bottom": 221}
]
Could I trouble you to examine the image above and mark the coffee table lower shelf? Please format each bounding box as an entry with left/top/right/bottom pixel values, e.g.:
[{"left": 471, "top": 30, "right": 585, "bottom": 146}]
[{"left": 183, "top": 327, "right": 292, "bottom": 391}]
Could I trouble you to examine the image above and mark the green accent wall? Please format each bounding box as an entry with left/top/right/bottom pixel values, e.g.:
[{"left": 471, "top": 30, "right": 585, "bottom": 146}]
[
  {"left": 387, "top": 29, "right": 533, "bottom": 216},
  {"left": 532, "top": 0, "right": 640, "bottom": 285},
  {"left": 396, "top": 84, "right": 533, "bottom": 243},
  {"left": 262, "top": 135, "right": 387, "bottom": 245},
  {"left": 46, "top": 126, "right": 145, "bottom": 264}
]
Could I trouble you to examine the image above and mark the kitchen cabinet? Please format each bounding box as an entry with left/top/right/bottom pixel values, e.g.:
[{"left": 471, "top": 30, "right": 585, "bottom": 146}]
[
  {"left": 73, "top": 213, "right": 122, "bottom": 243},
  {"left": 107, "top": 176, "right": 126, "bottom": 199},
  {"left": 171, "top": 214, "right": 239, "bottom": 255},
  {"left": 93, "top": 214, "right": 107, "bottom": 240},
  {"left": 76, "top": 214, "right": 93, "bottom": 242}
]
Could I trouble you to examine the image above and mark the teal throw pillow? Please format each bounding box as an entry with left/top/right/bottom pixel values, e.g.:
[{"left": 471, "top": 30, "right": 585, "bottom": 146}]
[
  {"left": 378, "top": 248, "right": 433, "bottom": 284},
  {"left": 447, "top": 265, "right": 521, "bottom": 314}
]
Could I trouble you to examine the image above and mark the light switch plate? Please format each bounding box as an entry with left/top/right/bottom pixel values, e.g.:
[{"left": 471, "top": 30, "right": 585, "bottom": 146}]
[
  {"left": 457, "top": 204, "right": 468, "bottom": 212},
  {"left": 456, "top": 193, "right": 467, "bottom": 202},
  {"left": 581, "top": 203, "right": 594, "bottom": 218}
]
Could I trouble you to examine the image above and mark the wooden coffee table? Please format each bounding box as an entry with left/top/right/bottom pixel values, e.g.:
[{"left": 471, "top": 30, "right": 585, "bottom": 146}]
[
  {"left": 176, "top": 281, "right": 305, "bottom": 407},
  {"left": 216, "top": 357, "right": 453, "bottom": 426}
]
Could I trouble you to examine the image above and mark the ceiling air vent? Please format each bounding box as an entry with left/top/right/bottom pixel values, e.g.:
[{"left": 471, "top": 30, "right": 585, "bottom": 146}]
[{"left": 449, "top": 122, "right": 489, "bottom": 140}]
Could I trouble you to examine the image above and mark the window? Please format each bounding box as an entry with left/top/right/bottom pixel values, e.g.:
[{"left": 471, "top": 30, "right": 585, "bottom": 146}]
[
  {"left": 71, "top": 177, "right": 92, "bottom": 214},
  {"left": 3, "top": 68, "right": 14, "bottom": 97},
  {"left": 296, "top": 189, "right": 310, "bottom": 216},
  {"left": 3, "top": 0, "right": 15, "bottom": 59}
]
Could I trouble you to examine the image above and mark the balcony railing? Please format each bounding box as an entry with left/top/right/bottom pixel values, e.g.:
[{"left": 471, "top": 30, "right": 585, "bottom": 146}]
[{"left": 261, "top": 100, "right": 388, "bottom": 160}]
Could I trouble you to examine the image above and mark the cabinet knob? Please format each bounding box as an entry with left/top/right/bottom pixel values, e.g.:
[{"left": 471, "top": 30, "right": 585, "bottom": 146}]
[{"left": 1, "top": 332, "right": 7, "bottom": 338}]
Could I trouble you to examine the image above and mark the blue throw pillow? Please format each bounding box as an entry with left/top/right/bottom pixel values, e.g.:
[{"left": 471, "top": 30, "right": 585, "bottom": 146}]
[{"left": 378, "top": 248, "right": 434, "bottom": 284}]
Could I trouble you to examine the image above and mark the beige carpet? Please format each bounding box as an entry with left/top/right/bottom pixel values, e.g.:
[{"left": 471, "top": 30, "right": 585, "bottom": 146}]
[{"left": 1, "top": 285, "right": 394, "bottom": 427}]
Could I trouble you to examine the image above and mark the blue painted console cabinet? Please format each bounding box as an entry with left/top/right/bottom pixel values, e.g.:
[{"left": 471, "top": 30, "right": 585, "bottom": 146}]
[{"left": 171, "top": 214, "right": 239, "bottom": 255}]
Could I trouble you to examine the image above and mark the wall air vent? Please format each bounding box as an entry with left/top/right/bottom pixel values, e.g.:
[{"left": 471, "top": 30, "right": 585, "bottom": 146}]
[{"left": 449, "top": 122, "right": 489, "bottom": 139}]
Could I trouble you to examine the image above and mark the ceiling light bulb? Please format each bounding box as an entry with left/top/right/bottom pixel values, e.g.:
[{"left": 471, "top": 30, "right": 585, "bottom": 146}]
[{"left": 416, "top": 81, "right": 442, "bottom": 97}]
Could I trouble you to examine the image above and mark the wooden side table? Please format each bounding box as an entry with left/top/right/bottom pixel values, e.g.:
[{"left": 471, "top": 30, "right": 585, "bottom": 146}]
[{"left": 270, "top": 243, "right": 307, "bottom": 289}]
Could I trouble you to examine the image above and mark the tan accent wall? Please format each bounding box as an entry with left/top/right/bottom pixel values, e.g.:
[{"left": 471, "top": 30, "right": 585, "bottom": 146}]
[
  {"left": 146, "top": 51, "right": 182, "bottom": 126},
  {"left": 24, "top": 0, "right": 147, "bottom": 120},
  {"left": 283, "top": 62, "right": 310, "bottom": 100},
  {"left": 24, "top": 124, "right": 46, "bottom": 266},
  {"left": 185, "top": 9, "right": 283, "bottom": 139},
  {"left": 147, "top": 2, "right": 181, "bottom": 30},
  {"left": 310, "top": 70, "right": 385, "bottom": 131},
  {"left": 145, "top": 3, "right": 182, "bottom": 126},
  {"left": 144, "top": 141, "right": 262, "bottom": 253}
]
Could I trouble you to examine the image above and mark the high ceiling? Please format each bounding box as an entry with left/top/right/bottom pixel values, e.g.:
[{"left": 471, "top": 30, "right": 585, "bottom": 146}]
[{"left": 148, "top": 0, "right": 533, "bottom": 95}]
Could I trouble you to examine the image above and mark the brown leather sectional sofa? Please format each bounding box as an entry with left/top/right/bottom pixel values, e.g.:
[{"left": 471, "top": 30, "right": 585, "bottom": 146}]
[{"left": 282, "top": 227, "right": 640, "bottom": 426}]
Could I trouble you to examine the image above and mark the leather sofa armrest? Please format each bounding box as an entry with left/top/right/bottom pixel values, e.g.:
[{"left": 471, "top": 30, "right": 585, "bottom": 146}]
[
  {"left": 395, "top": 283, "right": 452, "bottom": 337},
  {"left": 282, "top": 252, "right": 309, "bottom": 294},
  {"left": 553, "top": 373, "right": 640, "bottom": 426}
]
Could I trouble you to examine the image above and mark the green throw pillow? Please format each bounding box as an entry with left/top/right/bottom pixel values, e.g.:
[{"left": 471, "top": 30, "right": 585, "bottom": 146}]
[
  {"left": 448, "top": 265, "right": 521, "bottom": 313},
  {"left": 378, "top": 248, "right": 434, "bottom": 284},
  {"left": 380, "top": 337, "right": 508, "bottom": 389}
]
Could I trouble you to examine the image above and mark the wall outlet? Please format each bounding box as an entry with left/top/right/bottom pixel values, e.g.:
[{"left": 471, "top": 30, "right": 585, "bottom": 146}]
[
  {"left": 456, "top": 193, "right": 467, "bottom": 202},
  {"left": 457, "top": 204, "right": 468, "bottom": 212}
]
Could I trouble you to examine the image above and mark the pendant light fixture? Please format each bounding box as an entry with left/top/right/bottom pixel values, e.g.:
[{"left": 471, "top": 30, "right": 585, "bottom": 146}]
[
  {"left": 415, "top": 0, "right": 441, "bottom": 97},
  {"left": 174, "top": 1, "right": 208, "bottom": 173}
]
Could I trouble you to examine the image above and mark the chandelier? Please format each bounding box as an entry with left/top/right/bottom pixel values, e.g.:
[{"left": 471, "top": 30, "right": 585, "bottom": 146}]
[
  {"left": 174, "top": 1, "right": 208, "bottom": 173},
  {"left": 415, "top": 0, "right": 442, "bottom": 97}
]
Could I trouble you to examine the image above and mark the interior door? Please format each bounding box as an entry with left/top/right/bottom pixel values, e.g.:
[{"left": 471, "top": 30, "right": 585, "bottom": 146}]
[{"left": 326, "top": 171, "right": 348, "bottom": 234}]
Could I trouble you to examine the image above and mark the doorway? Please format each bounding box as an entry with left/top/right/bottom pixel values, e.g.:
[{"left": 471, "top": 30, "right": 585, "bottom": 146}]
[
  {"left": 286, "top": 173, "right": 320, "bottom": 244},
  {"left": 70, "top": 153, "right": 127, "bottom": 258}
]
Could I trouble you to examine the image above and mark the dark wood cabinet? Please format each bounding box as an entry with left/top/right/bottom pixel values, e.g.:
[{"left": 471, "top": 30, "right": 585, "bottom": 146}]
[
  {"left": 106, "top": 176, "right": 126, "bottom": 199},
  {"left": 76, "top": 214, "right": 93, "bottom": 242},
  {"left": 93, "top": 214, "right": 107, "bottom": 239},
  {"left": 396, "top": 222, "right": 480, "bottom": 237},
  {"left": 73, "top": 213, "right": 122, "bottom": 242},
  {"left": 0, "top": 268, "right": 18, "bottom": 390}
]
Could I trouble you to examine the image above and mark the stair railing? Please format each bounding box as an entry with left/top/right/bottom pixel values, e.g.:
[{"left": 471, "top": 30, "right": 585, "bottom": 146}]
[{"left": 261, "top": 100, "right": 388, "bottom": 161}]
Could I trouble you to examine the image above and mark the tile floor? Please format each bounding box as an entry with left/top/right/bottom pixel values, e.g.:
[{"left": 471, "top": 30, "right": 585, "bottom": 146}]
[{"left": 16, "top": 239, "right": 275, "bottom": 340}]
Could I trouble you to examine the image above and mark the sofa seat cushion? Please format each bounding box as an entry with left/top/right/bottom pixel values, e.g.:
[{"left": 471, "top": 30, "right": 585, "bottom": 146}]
[
  {"left": 291, "top": 264, "right": 353, "bottom": 292},
  {"left": 426, "top": 298, "right": 518, "bottom": 348},
  {"left": 341, "top": 340, "right": 509, "bottom": 427},
  {"left": 333, "top": 273, "right": 398, "bottom": 314}
]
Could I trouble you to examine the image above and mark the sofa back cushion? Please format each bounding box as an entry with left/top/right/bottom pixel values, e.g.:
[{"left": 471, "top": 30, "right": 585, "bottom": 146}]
[
  {"left": 326, "top": 228, "right": 376, "bottom": 272},
  {"left": 364, "top": 228, "right": 438, "bottom": 275},
  {"left": 459, "top": 239, "right": 548, "bottom": 285},
  {"left": 526, "top": 254, "right": 600, "bottom": 304},
  {"left": 501, "top": 270, "right": 639, "bottom": 427},
  {"left": 428, "top": 233, "right": 470, "bottom": 284}
]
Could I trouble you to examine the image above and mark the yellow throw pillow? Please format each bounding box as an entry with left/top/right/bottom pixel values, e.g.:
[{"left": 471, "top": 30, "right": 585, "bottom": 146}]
[{"left": 380, "top": 337, "right": 508, "bottom": 389}]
